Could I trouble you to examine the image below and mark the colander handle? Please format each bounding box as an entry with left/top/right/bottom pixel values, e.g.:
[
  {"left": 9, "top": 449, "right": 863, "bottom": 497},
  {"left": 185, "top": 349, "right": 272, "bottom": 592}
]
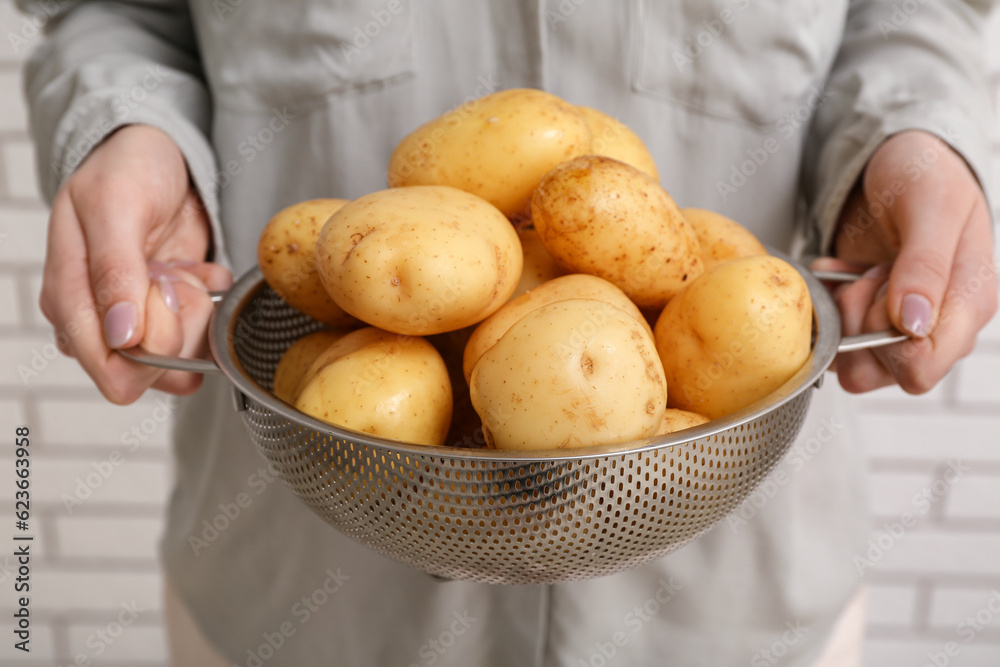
[
  {"left": 116, "top": 291, "right": 226, "bottom": 374},
  {"left": 811, "top": 269, "right": 909, "bottom": 353}
]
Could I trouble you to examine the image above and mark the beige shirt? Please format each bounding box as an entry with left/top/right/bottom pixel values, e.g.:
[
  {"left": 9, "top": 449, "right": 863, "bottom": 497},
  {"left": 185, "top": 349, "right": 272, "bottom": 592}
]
[{"left": 21, "top": 1, "right": 994, "bottom": 664}]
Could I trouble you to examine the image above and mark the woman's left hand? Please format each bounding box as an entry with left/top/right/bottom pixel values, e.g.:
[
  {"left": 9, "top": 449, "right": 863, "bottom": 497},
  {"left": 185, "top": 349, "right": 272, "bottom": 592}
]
[{"left": 814, "top": 130, "right": 997, "bottom": 394}]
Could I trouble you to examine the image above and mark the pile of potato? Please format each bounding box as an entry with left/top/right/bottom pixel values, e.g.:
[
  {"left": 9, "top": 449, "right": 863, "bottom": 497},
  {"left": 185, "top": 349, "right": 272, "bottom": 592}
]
[{"left": 257, "top": 89, "right": 813, "bottom": 451}]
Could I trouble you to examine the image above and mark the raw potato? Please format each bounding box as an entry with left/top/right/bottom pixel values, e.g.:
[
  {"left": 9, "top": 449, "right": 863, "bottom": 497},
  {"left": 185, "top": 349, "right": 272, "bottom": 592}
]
[
  {"left": 427, "top": 328, "right": 489, "bottom": 449},
  {"left": 655, "top": 409, "right": 710, "bottom": 435},
  {"left": 578, "top": 106, "right": 659, "bottom": 182},
  {"left": 258, "top": 199, "right": 357, "bottom": 327},
  {"left": 470, "top": 299, "right": 667, "bottom": 450},
  {"left": 654, "top": 255, "right": 812, "bottom": 420},
  {"left": 273, "top": 330, "right": 347, "bottom": 403},
  {"left": 510, "top": 228, "right": 567, "bottom": 300},
  {"left": 532, "top": 155, "right": 703, "bottom": 308},
  {"left": 682, "top": 208, "right": 768, "bottom": 272},
  {"left": 316, "top": 186, "right": 523, "bottom": 336},
  {"left": 294, "top": 328, "right": 453, "bottom": 446},
  {"left": 387, "top": 88, "right": 592, "bottom": 217},
  {"left": 463, "top": 274, "right": 652, "bottom": 383}
]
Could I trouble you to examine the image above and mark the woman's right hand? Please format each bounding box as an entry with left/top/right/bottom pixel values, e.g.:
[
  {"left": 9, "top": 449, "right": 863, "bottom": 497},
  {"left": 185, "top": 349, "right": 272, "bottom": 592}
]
[{"left": 39, "top": 124, "right": 232, "bottom": 404}]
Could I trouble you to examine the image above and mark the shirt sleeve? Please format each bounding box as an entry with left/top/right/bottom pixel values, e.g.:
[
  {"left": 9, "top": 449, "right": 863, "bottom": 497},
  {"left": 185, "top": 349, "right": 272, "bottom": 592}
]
[
  {"left": 800, "top": 0, "right": 996, "bottom": 256},
  {"left": 17, "top": 0, "right": 228, "bottom": 264}
]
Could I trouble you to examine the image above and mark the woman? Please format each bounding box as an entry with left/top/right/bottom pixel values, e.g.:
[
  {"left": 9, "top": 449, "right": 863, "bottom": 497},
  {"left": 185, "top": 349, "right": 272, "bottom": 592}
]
[{"left": 21, "top": 1, "right": 996, "bottom": 664}]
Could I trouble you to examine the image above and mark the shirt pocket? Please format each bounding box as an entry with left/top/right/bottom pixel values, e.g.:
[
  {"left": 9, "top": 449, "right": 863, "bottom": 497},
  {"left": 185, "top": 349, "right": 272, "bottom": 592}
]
[
  {"left": 629, "top": 0, "right": 842, "bottom": 127},
  {"left": 200, "top": 0, "right": 416, "bottom": 112}
]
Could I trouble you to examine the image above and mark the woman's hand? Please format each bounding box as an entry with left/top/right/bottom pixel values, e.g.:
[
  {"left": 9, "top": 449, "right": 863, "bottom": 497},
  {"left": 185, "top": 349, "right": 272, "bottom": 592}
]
[
  {"left": 816, "top": 130, "right": 997, "bottom": 394},
  {"left": 39, "top": 124, "right": 232, "bottom": 404}
]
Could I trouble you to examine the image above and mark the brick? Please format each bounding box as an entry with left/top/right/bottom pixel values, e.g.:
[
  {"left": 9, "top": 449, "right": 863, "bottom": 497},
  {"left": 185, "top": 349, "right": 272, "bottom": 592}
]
[
  {"left": 0, "top": 1, "right": 26, "bottom": 62},
  {"left": 0, "top": 514, "right": 48, "bottom": 558},
  {"left": 66, "top": 622, "right": 168, "bottom": 663},
  {"left": 1, "top": 140, "right": 40, "bottom": 200},
  {"left": 0, "top": 207, "right": 49, "bottom": 264},
  {"left": 956, "top": 354, "right": 1000, "bottom": 406},
  {"left": 946, "top": 473, "right": 1000, "bottom": 519},
  {"left": 0, "top": 70, "right": 27, "bottom": 132},
  {"left": 0, "top": 273, "right": 18, "bottom": 325},
  {"left": 861, "top": 414, "right": 1000, "bottom": 463},
  {"left": 56, "top": 515, "right": 162, "bottom": 561},
  {"left": 869, "top": 470, "right": 939, "bottom": 518},
  {"left": 2, "top": 0, "right": 63, "bottom": 64},
  {"left": 37, "top": 397, "right": 174, "bottom": 449},
  {"left": 21, "top": 567, "right": 162, "bottom": 614},
  {"left": 0, "top": 336, "right": 95, "bottom": 389},
  {"left": 856, "top": 378, "right": 948, "bottom": 410},
  {"left": 867, "top": 532, "right": 1000, "bottom": 578},
  {"left": 0, "top": 397, "right": 25, "bottom": 427},
  {"left": 864, "top": 638, "right": 1000, "bottom": 666},
  {"left": 0, "top": 621, "right": 56, "bottom": 661},
  {"left": 930, "top": 587, "right": 1000, "bottom": 630},
  {"left": 23, "top": 269, "right": 45, "bottom": 328},
  {"left": 989, "top": 14, "right": 1000, "bottom": 69},
  {"left": 980, "top": 309, "right": 1000, "bottom": 344},
  {"left": 867, "top": 584, "right": 917, "bottom": 627},
  {"left": 0, "top": 457, "right": 171, "bottom": 507}
]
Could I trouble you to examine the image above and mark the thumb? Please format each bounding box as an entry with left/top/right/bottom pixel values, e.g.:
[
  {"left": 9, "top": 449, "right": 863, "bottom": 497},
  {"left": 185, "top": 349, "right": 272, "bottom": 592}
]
[
  {"left": 867, "top": 134, "right": 970, "bottom": 338},
  {"left": 885, "top": 196, "right": 963, "bottom": 338},
  {"left": 86, "top": 215, "right": 151, "bottom": 349},
  {"left": 885, "top": 193, "right": 968, "bottom": 338},
  {"left": 888, "top": 252, "right": 952, "bottom": 339}
]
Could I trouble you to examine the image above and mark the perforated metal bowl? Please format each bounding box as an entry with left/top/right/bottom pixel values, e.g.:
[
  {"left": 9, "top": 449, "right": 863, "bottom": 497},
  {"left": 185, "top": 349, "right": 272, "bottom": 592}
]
[{"left": 124, "top": 255, "right": 903, "bottom": 584}]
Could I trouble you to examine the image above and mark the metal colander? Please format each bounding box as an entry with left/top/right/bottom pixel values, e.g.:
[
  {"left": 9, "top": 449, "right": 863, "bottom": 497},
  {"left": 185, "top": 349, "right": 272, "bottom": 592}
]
[{"left": 124, "top": 255, "right": 903, "bottom": 585}]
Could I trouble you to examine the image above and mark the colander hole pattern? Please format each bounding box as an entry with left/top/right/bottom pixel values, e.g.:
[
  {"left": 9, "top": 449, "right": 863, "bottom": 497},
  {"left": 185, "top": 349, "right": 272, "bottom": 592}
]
[{"left": 230, "top": 287, "right": 812, "bottom": 585}]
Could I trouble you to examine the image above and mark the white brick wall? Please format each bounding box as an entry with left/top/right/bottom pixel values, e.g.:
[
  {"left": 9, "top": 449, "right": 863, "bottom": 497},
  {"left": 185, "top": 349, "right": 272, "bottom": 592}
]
[
  {"left": 0, "top": 2, "right": 998, "bottom": 665},
  {"left": 0, "top": 512, "right": 48, "bottom": 557},
  {"left": 66, "top": 622, "right": 169, "bottom": 664},
  {"left": 869, "top": 533, "right": 1000, "bottom": 577},
  {"left": 26, "top": 568, "right": 163, "bottom": 614},
  {"left": 56, "top": 516, "right": 163, "bottom": 561},
  {"left": 929, "top": 588, "right": 1000, "bottom": 631},
  {"left": 0, "top": 70, "right": 26, "bottom": 131},
  {"left": 948, "top": 475, "right": 1000, "bottom": 521},
  {"left": 0, "top": 457, "right": 171, "bottom": 506},
  {"left": 0, "top": 622, "right": 56, "bottom": 662},
  {"left": 1, "top": 140, "right": 39, "bottom": 200},
  {"left": 956, "top": 356, "right": 1000, "bottom": 405},
  {"left": 23, "top": 271, "right": 45, "bottom": 329},
  {"left": 979, "top": 306, "right": 1000, "bottom": 343},
  {"left": 859, "top": 413, "right": 1000, "bottom": 463},
  {"left": 0, "top": 209, "right": 49, "bottom": 264},
  {"left": 0, "top": 7, "right": 171, "bottom": 662},
  {"left": 868, "top": 470, "right": 944, "bottom": 518},
  {"left": 867, "top": 584, "right": 918, "bottom": 627},
  {"left": 866, "top": 639, "right": 1000, "bottom": 667},
  {"left": 0, "top": 274, "right": 18, "bottom": 326},
  {"left": 0, "top": 398, "right": 25, "bottom": 425},
  {"left": 0, "top": 335, "right": 96, "bottom": 388},
  {"left": 35, "top": 398, "right": 173, "bottom": 450}
]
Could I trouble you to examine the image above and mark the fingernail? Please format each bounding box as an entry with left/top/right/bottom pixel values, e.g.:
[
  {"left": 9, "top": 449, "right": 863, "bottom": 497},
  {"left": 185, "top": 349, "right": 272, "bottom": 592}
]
[
  {"left": 901, "top": 293, "right": 933, "bottom": 337},
  {"left": 875, "top": 281, "right": 889, "bottom": 303},
  {"left": 166, "top": 260, "right": 198, "bottom": 268},
  {"left": 104, "top": 302, "right": 137, "bottom": 348},
  {"left": 158, "top": 276, "right": 179, "bottom": 313},
  {"left": 862, "top": 264, "right": 891, "bottom": 281}
]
